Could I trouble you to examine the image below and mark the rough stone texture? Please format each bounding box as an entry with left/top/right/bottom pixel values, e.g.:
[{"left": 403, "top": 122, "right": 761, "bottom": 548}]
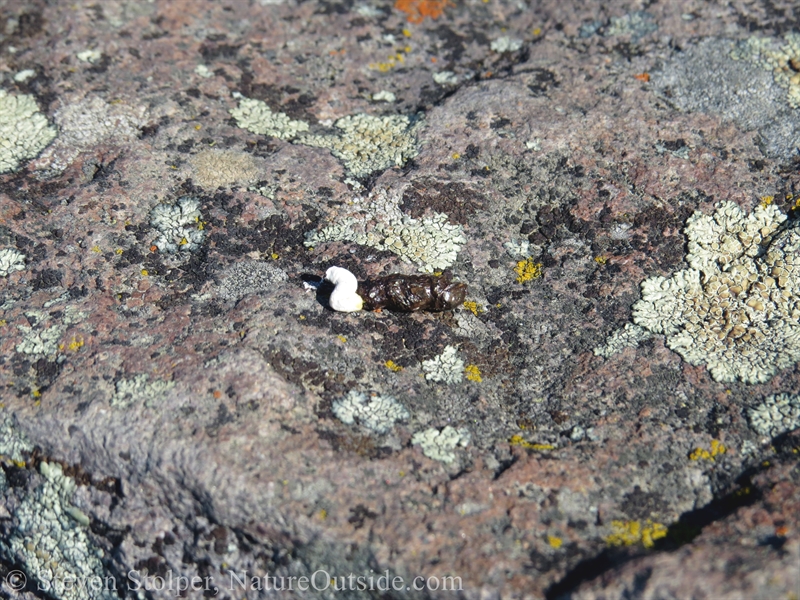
[{"left": 1, "top": 0, "right": 800, "bottom": 599}]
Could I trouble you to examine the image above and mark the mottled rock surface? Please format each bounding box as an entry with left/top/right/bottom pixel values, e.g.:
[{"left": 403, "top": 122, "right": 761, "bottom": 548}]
[{"left": 1, "top": 0, "right": 799, "bottom": 598}]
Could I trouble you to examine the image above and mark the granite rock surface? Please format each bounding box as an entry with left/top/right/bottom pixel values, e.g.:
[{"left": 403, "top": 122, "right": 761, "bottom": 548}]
[{"left": 1, "top": 0, "right": 799, "bottom": 598}]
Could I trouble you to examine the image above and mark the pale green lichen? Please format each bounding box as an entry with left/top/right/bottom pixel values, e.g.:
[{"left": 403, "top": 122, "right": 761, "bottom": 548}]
[
  {"left": 490, "top": 36, "right": 522, "bottom": 53},
  {"left": 112, "top": 374, "right": 175, "bottom": 408},
  {"left": 0, "top": 417, "right": 33, "bottom": 463},
  {"left": 332, "top": 390, "right": 409, "bottom": 434},
  {"left": 0, "top": 247, "right": 26, "bottom": 277},
  {"left": 732, "top": 33, "right": 800, "bottom": 108},
  {"left": 229, "top": 95, "right": 309, "bottom": 140},
  {"left": 0, "top": 90, "right": 57, "bottom": 173},
  {"left": 305, "top": 187, "right": 465, "bottom": 273},
  {"left": 605, "top": 11, "right": 657, "bottom": 40},
  {"left": 16, "top": 324, "right": 64, "bottom": 357},
  {"left": 593, "top": 323, "right": 653, "bottom": 358},
  {"left": 299, "top": 114, "right": 421, "bottom": 177},
  {"left": 411, "top": 426, "right": 470, "bottom": 464},
  {"left": 372, "top": 90, "right": 396, "bottom": 103},
  {"left": 631, "top": 201, "right": 800, "bottom": 384},
  {"left": 1, "top": 462, "right": 115, "bottom": 600},
  {"left": 150, "top": 196, "right": 206, "bottom": 254},
  {"left": 421, "top": 345, "right": 464, "bottom": 384},
  {"left": 748, "top": 393, "right": 800, "bottom": 438},
  {"left": 433, "top": 71, "right": 458, "bottom": 86}
]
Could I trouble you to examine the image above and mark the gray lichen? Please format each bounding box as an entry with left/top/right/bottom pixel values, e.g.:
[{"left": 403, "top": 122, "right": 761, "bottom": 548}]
[
  {"left": 0, "top": 247, "right": 26, "bottom": 277},
  {"left": 229, "top": 95, "right": 309, "bottom": 140},
  {"left": 732, "top": 33, "right": 800, "bottom": 109},
  {"left": 34, "top": 95, "right": 146, "bottom": 175},
  {"left": 748, "top": 393, "right": 800, "bottom": 439},
  {"left": 217, "top": 261, "right": 288, "bottom": 303},
  {"left": 1, "top": 462, "right": 115, "bottom": 600},
  {"left": 299, "top": 113, "right": 421, "bottom": 177},
  {"left": 421, "top": 345, "right": 464, "bottom": 384},
  {"left": 150, "top": 196, "right": 206, "bottom": 254},
  {"left": 411, "top": 426, "right": 470, "bottom": 464},
  {"left": 332, "top": 391, "right": 409, "bottom": 434},
  {"left": 632, "top": 201, "right": 800, "bottom": 384},
  {"left": 0, "top": 89, "right": 57, "bottom": 173},
  {"left": 305, "top": 187, "right": 466, "bottom": 273},
  {"left": 654, "top": 38, "right": 800, "bottom": 160}
]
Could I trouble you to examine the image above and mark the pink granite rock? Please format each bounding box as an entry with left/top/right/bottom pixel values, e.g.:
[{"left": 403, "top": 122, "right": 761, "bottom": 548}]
[{"left": 1, "top": 0, "right": 799, "bottom": 598}]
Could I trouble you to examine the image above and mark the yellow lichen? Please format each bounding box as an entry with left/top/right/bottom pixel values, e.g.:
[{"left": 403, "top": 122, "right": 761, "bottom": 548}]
[
  {"left": 547, "top": 535, "right": 563, "bottom": 549},
  {"left": 514, "top": 258, "right": 543, "bottom": 283},
  {"left": 385, "top": 360, "right": 403, "bottom": 372},
  {"left": 337, "top": 335, "right": 347, "bottom": 343},
  {"left": 760, "top": 195, "right": 774, "bottom": 208},
  {"left": 67, "top": 336, "right": 84, "bottom": 352},
  {"left": 689, "top": 439, "right": 727, "bottom": 461},
  {"left": 606, "top": 520, "right": 667, "bottom": 549},
  {"left": 509, "top": 435, "right": 555, "bottom": 451},
  {"left": 594, "top": 255, "right": 608, "bottom": 265},
  {"left": 463, "top": 301, "right": 483, "bottom": 316},
  {"left": 464, "top": 364, "right": 482, "bottom": 382},
  {"left": 90, "top": 245, "right": 101, "bottom": 253}
]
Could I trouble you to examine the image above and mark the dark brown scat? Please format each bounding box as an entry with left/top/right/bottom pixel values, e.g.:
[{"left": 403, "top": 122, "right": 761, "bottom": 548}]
[{"left": 357, "top": 271, "right": 467, "bottom": 312}]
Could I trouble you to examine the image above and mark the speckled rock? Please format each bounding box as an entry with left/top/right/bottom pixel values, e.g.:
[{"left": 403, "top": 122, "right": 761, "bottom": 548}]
[{"left": 1, "top": 0, "right": 799, "bottom": 598}]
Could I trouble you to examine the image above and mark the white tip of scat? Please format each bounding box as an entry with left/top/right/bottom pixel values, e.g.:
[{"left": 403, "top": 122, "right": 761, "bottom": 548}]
[{"left": 325, "top": 266, "right": 364, "bottom": 312}]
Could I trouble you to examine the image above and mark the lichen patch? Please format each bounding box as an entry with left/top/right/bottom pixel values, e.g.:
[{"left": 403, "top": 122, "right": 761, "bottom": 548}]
[
  {"left": 332, "top": 390, "right": 409, "bottom": 434},
  {"left": 190, "top": 149, "right": 260, "bottom": 189},
  {"left": 229, "top": 95, "right": 309, "bottom": 140},
  {"left": 0, "top": 90, "right": 57, "bottom": 174},
  {"left": 631, "top": 201, "right": 800, "bottom": 384},
  {"left": 299, "top": 114, "right": 421, "bottom": 178},
  {"left": 305, "top": 187, "right": 466, "bottom": 273}
]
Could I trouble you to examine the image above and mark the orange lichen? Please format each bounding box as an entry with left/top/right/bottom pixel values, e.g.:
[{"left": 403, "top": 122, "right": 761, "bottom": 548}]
[
  {"left": 394, "top": 0, "right": 451, "bottom": 23},
  {"left": 633, "top": 72, "right": 651, "bottom": 82}
]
